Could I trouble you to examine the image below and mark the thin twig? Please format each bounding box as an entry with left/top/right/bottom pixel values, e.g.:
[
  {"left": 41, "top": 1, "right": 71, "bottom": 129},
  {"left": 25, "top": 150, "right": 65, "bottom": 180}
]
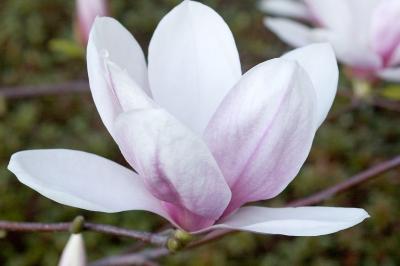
[
  {"left": 1, "top": 155, "right": 399, "bottom": 264},
  {"left": 0, "top": 80, "right": 89, "bottom": 99},
  {"left": 337, "top": 90, "right": 400, "bottom": 113},
  {"left": 372, "top": 97, "right": 400, "bottom": 112},
  {"left": 89, "top": 248, "right": 169, "bottom": 266},
  {"left": 93, "top": 154, "right": 400, "bottom": 265},
  {"left": 0, "top": 221, "right": 167, "bottom": 246},
  {"left": 287, "top": 155, "right": 400, "bottom": 207},
  {"left": 0, "top": 221, "right": 70, "bottom": 233}
]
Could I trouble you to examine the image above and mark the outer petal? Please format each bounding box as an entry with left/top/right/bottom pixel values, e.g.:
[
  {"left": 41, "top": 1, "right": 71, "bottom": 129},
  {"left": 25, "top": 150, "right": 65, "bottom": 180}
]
[
  {"left": 8, "top": 149, "right": 170, "bottom": 220},
  {"left": 148, "top": 0, "right": 241, "bottom": 135},
  {"left": 264, "top": 18, "right": 313, "bottom": 47},
  {"left": 259, "top": 0, "right": 311, "bottom": 20},
  {"left": 58, "top": 234, "right": 86, "bottom": 266},
  {"left": 204, "top": 206, "right": 369, "bottom": 236},
  {"left": 378, "top": 67, "right": 400, "bottom": 82},
  {"left": 114, "top": 109, "right": 231, "bottom": 231},
  {"left": 96, "top": 56, "right": 231, "bottom": 231},
  {"left": 87, "top": 17, "right": 150, "bottom": 138},
  {"left": 282, "top": 43, "right": 338, "bottom": 126},
  {"left": 204, "top": 59, "right": 317, "bottom": 215}
]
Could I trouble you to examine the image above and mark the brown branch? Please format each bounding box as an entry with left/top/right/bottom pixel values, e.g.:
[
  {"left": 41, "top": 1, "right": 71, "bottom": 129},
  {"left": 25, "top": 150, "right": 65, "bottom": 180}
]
[
  {"left": 0, "top": 220, "right": 167, "bottom": 246},
  {"left": 372, "top": 97, "right": 400, "bottom": 112},
  {"left": 0, "top": 221, "right": 70, "bottom": 233},
  {"left": 337, "top": 90, "right": 400, "bottom": 113},
  {"left": 0, "top": 80, "right": 89, "bottom": 99},
  {"left": 92, "top": 154, "right": 400, "bottom": 264},
  {"left": 287, "top": 155, "right": 400, "bottom": 207},
  {"left": 89, "top": 248, "right": 168, "bottom": 266}
]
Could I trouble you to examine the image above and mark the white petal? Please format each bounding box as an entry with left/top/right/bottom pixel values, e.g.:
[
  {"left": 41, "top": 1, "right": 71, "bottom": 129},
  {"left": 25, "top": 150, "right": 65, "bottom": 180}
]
[
  {"left": 304, "top": 0, "right": 379, "bottom": 59},
  {"left": 282, "top": 43, "right": 338, "bottom": 126},
  {"left": 101, "top": 63, "right": 232, "bottom": 227},
  {"left": 204, "top": 59, "right": 318, "bottom": 214},
  {"left": 264, "top": 18, "right": 313, "bottom": 47},
  {"left": 388, "top": 44, "right": 400, "bottom": 67},
  {"left": 370, "top": 0, "right": 400, "bottom": 66},
  {"left": 148, "top": 0, "right": 241, "bottom": 135},
  {"left": 87, "top": 17, "right": 150, "bottom": 137},
  {"left": 113, "top": 108, "right": 231, "bottom": 226},
  {"left": 259, "top": 0, "right": 311, "bottom": 20},
  {"left": 310, "top": 30, "right": 382, "bottom": 70},
  {"left": 8, "top": 149, "right": 169, "bottom": 219},
  {"left": 205, "top": 206, "right": 369, "bottom": 236},
  {"left": 58, "top": 234, "right": 86, "bottom": 266},
  {"left": 304, "top": 0, "right": 351, "bottom": 34},
  {"left": 378, "top": 67, "right": 400, "bottom": 82}
]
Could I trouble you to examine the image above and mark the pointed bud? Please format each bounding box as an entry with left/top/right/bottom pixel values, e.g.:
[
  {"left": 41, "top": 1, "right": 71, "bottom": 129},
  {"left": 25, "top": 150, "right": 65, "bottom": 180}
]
[
  {"left": 69, "top": 216, "right": 85, "bottom": 234},
  {"left": 166, "top": 238, "right": 181, "bottom": 253},
  {"left": 58, "top": 234, "right": 86, "bottom": 266},
  {"left": 174, "top": 230, "right": 193, "bottom": 245},
  {"left": 75, "top": 0, "right": 109, "bottom": 45}
]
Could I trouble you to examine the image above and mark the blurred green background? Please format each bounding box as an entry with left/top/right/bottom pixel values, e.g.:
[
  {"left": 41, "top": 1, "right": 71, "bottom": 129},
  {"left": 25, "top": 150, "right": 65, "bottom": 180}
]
[{"left": 0, "top": 0, "right": 399, "bottom": 265}]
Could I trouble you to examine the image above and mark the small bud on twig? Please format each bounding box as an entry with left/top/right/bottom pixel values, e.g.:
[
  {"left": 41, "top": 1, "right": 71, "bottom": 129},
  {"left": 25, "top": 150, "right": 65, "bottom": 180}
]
[
  {"left": 0, "top": 230, "right": 7, "bottom": 239},
  {"left": 166, "top": 238, "right": 181, "bottom": 253},
  {"left": 69, "top": 216, "right": 85, "bottom": 234},
  {"left": 166, "top": 230, "right": 194, "bottom": 252},
  {"left": 174, "top": 230, "right": 193, "bottom": 245}
]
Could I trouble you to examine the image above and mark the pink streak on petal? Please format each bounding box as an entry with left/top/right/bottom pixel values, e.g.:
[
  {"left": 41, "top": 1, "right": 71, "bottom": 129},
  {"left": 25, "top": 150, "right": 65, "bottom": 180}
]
[
  {"left": 204, "top": 59, "right": 317, "bottom": 217},
  {"left": 370, "top": 0, "right": 400, "bottom": 66},
  {"left": 163, "top": 202, "right": 216, "bottom": 232}
]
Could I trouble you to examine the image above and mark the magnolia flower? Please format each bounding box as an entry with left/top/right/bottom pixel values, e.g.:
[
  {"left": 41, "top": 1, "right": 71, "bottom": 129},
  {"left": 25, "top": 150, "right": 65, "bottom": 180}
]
[
  {"left": 261, "top": 0, "right": 400, "bottom": 82},
  {"left": 58, "top": 234, "right": 86, "bottom": 266},
  {"left": 76, "top": 0, "right": 108, "bottom": 45},
  {"left": 8, "top": 1, "right": 368, "bottom": 235}
]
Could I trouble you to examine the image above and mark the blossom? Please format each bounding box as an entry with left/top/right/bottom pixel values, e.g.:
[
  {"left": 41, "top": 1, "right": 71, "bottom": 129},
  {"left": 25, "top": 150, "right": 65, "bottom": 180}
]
[
  {"left": 8, "top": 0, "right": 368, "bottom": 235},
  {"left": 75, "top": 0, "right": 108, "bottom": 45},
  {"left": 261, "top": 0, "right": 400, "bottom": 82},
  {"left": 58, "top": 234, "right": 86, "bottom": 266}
]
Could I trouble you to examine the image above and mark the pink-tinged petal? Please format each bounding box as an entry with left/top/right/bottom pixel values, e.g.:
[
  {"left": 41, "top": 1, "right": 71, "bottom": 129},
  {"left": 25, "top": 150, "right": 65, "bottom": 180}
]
[
  {"left": 389, "top": 45, "right": 400, "bottom": 67},
  {"left": 304, "top": 0, "right": 351, "bottom": 33},
  {"left": 148, "top": 0, "right": 241, "bottom": 135},
  {"left": 378, "top": 67, "right": 400, "bottom": 82},
  {"left": 204, "top": 59, "right": 317, "bottom": 215},
  {"left": 103, "top": 59, "right": 233, "bottom": 227},
  {"left": 58, "top": 234, "right": 86, "bottom": 266},
  {"left": 87, "top": 17, "right": 150, "bottom": 138},
  {"left": 282, "top": 43, "right": 338, "bottom": 126},
  {"left": 306, "top": 0, "right": 380, "bottom": 54},
  {"left": 114, "top": 108, "right": 231, "bottom": 231},
  {"left": 76, "top": 0, "right": 108, "bottom": 45},
  {"left": 259, "top": 0, "right": 311, "bottom": 20},
  {"left": 264, "top": 18, "right": 313, "bottom": 47},
  {"left": 203, "top": 206, "right": 369, "bottom": 236},
  {"left": 8, "top": 149, "right": 170, "bottom": 221},
  {"left": 370, "top": 0, "right": 400, "bottom": 66},
  {"left": 309, "top": 30, "right": 382, "bottom": 70}
]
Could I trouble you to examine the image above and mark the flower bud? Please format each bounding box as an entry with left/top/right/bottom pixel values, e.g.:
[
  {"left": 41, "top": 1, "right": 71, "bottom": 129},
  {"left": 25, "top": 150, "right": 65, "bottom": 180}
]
[{"left": 58, "top": 234, "right": 86, "bottom": 266}]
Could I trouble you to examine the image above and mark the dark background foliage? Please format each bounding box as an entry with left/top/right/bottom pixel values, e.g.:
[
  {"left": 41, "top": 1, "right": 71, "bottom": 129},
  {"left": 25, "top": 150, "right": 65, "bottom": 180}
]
[{"left": 0, "top": 0, "right": 399, "bottom": 265}]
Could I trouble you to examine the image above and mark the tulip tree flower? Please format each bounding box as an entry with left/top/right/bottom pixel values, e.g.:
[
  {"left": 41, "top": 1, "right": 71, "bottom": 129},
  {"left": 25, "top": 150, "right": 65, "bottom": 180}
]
[
  {"left": 261, "top": 0, "right": 400, "bottom": 82},
  {"left": 76, "top": 0, "right": 108, "bottom": 45},
  {"left": 58, "top": 234, "right": 86, "bottom": 266},
  {"left": 8, "top": 0, "right": 368, "bottom": 235}
]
